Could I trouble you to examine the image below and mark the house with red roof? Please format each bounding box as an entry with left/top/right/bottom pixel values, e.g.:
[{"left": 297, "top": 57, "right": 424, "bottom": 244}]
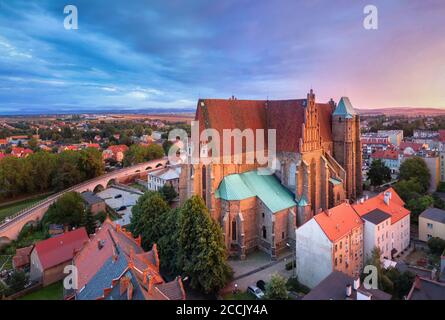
[
  {"left": 370, "top": 149, "right": 402, "bottom": 173},
  {"left": 29, "top": 228, "right": 89, "bottom": 286},
  {"left": 12, "top": 246, "right": 33, "bottom": 271},
  {"left": 0, "top": 138, "right": 7, "bottom": 146},
  {"left": 295, "top": 202, "right": 364, "bottom": 288},
  {"left": 11, "top": 147, "right": 33, "bottom": 158},
  {"left": 102, "top": 144, "right": 128, "bottom": 163},
  {"left": 352, "top": 188, "right": 410, "bottom": 261},
  {"left": 70, "top": 219, "right": 185, "bottom": 300}
]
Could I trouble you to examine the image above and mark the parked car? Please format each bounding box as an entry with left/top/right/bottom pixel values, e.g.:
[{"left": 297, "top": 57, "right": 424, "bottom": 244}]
[
  {"left": 247, "top": 285, "right": 265, "bottom": 299},
  {"left": 256, "top": 280, "right": 266, "bottom": 292}
]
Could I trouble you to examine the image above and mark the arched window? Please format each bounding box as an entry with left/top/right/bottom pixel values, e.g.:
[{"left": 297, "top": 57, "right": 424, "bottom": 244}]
[
  {"left": 262, "top": 226, "right": 267, "bottom": 239},
  {"left": 201, "top": 165, "right": 206, "bottom": 203},
  {"left": 231, "top": 220, "right": 237, "bottom": 241}
]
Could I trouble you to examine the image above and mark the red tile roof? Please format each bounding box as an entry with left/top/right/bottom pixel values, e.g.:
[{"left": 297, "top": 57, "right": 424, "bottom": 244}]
[
  {"left": 400, "top": 142, "right": 424, "bottom": 153},
  {"left": 352, "top": 188, "right": 410, "bottom": 225},
  {"left": 314, "top": 202, "right": 363, "bottom": 242},
  {"left": 371, "top": 149, "right": 399, "bottom": 160},
  {"left": 196, "top": 97, "right": 334, "bottom": 154},
  {"left": 0, "top": 139, "right": 7, "bottom": 145},
  {"left": 107, "top": 145, "right": 129, "bottom": 154},
  {"left": 12, "top": 245, "right": 33, "bottom": 268},
  {"left": 33, "top": 228, "right": 89, "bottom": 270}
]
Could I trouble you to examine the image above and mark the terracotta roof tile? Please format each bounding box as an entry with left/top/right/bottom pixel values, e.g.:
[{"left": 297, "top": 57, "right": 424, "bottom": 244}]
[
  {"left": 34, "top": 228, "right": 89, "bottom": 270},
  {"left": 314, "top": 202, "right": 363, "bottom": 242},
  {"left": 352, "top": 188, "right": 410, "bottom": 225}
]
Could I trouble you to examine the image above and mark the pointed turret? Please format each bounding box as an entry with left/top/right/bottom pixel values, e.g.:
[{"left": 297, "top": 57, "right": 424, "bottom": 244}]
[{"left": 333, "top": 97, "right": 356, "bottom": 119}]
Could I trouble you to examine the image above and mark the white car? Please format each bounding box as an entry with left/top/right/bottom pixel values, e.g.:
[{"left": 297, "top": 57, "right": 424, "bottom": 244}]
[{"left": 247, "top": 285, "right": 265, "bottom": 299}]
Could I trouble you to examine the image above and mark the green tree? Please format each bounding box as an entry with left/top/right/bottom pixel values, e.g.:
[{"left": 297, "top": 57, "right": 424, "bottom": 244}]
[
  {"left": 177, "top": 196, "right": 232, "bottom": 294},
  {"left": 265, "top": 274, "right": 288, "bottom": 300},
  {"left": 26, "top": 151, "right": 56, "bottom": 193},
  {"left": 394, "top": 178, "right": 423, "bottom": 202},
  {"left": 0, "top": 156, "right": 26, "bottom": 198},
  {"left": 123, "top": 144, "right": 164, "bottom": 167},
  {"left": 51, "top": 151, "right": 83, "bottom": 190},
  {"left": 368, "top": 159, "right": 391, "bottom": 186},
  {"left": 159, "top": 184, "right": 178, "bottom": 203},
  {"left": 427, "top": 237, "right": 445, "bottom": 255},
  {"left": 406, "top": 195, "right": 433, "bottom": 223},
  {"left": 8, "top": 270, "right": 28, "bottom": 293},
  {"left": 78, "top": 148, "right": 105, "bottom": 179},
  {"left": 27, "top": 137, "right": 39, "bottom": 152},
  {"left": 43, "top": 192, "right": 86, "bottom": 228},
  {"left": 362, "top": 247, "right": 394, "bottom": 295},
  {"left": 158, "top": 208, "right": 180, "bottom": 274},
  {"left": 83, "top": 209, "right": 96, "bottom": 235},
  {"left": 399, "top": 157, "right": 430, "bottom": 193},
  {"left": 129, "top": 191, "right": 170, "bottom": 249}
]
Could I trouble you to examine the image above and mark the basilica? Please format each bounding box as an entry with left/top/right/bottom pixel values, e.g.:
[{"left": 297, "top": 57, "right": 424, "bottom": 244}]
[{"left": 179, "top": 90, "right": 362, "bottom": 259}]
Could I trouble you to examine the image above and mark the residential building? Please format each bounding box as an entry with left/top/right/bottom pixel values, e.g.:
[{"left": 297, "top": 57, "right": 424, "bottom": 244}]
[
  {"left": 303, "top": 271, "right": 391, "bottom": 300},
  {"left": 96, "top": 186, "right": 143, "bottom": 226},
  {"left": 102, "top": 145, "right": 129, "bottom": 163},
  {"left": 295, "top": 202, "right": 363, "bottom": 288},
  {"left": 399, "top": 141, "right": 425, "bottom": 156},
  {"left": 370, "top": 149, "right": 401, "bottom": 174},
  {"left": 11, "top": 147, "right": 33, "bottom": 158},
  {"left": 422, "top": 155, "right": 440, "bottom": 192},
  {"left": 406, "top": 276, "right": 445, "bottom": 300},
  {"left": 12, "top": 246, "right": 33, "bottom": 271},
  {"left": 81, "top": 191, "right": 107, "bottom": 215},
  {"left": 361, "top": 136, "right": 391, "bottom": 163},
  {"left": 419, "top": 208, "right": 445, "bottom": 242},
  {"left": 7, "top": 135, "right": 29, "bottom": 145},
  {"left": 352, "top": 188, "right": 411, "bottom": 259},
  {"left": 377, "top": 130, "right": 404, "bottom": 146},
  {"left": 147, "top": 166, "right": 181, "bottom": 193},
  {"left": 361, "top": 208, "right": 393, "bottom": 260},
  {"left": 180, "top": 92, "right": 362, "bottom": 259},
  {"left": 71, "top": 219, "right": 185, "bottom": 300},
  {"left": 30, "top": 228, "right": 89, "bottom": 286}
]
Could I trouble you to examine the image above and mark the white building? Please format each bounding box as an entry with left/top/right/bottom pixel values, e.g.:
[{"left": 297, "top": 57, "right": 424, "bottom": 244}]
[
  {"left": 353, "top": 188, "right": 411, "bottom": 260},
  {"left": 96, "top": 186, "right": 143, "bottom": 226},
  {"left": 147, "top": 166, "right": 181, "bottom": 193}
]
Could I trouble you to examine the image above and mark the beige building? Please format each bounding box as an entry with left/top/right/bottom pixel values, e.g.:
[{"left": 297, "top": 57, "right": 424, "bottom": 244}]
[{"left": 419, "top": 208, "right": 445, "bottom": 242}]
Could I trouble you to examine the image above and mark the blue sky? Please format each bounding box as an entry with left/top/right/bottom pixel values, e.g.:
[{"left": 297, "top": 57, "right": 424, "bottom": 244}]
[{"left": 0, "top": 0, "right": 444, "bottom": 114}]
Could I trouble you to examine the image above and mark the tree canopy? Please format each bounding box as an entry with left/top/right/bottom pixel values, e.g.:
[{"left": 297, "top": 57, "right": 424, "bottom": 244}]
[
  {"left": 123, "top": 144, "right": 164, "bottom": 167},
  {"left": 399, "top": 157, "right": 430, "bottom": 193},
  {"left": 368, "top": 159, "right": 391, "bottom": 186},
  {"left": 177, "top": 195, "right": 232, "bottom": 293}
]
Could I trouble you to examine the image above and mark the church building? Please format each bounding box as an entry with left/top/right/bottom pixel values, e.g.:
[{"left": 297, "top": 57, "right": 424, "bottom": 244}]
[{"left": 179, "top": 90, "right": 362, "bottom": 259}]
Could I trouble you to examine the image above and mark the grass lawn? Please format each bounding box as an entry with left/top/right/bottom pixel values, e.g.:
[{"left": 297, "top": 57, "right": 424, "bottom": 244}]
[
  {"left": 0, "top": 194, "right": 50, "bottom": 222},
  {"left": 223, "top": 291, "right": 256, "bottom": 300},
  {"left": 19, "top": 281, "right": 63, "bottom": 300}
]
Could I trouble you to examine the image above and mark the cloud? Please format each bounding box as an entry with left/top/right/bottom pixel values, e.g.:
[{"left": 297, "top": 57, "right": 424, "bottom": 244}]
[{"left": 0, "top": 0, "right": 444, "bottom": 114}]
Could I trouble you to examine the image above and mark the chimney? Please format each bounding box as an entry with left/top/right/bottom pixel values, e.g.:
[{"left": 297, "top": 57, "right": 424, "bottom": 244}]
[
  {"left": 346, "top": 284, "right": 352, "bottom": 297},
  {"left": 383, "top": 191, "right": 391, "bottom": 205},
  {"left": 353, "top": 277, "right": 360, "bottom": 290}
]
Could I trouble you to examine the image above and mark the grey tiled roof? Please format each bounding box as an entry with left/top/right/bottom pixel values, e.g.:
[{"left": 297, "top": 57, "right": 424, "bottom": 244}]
[
  {"left": 81, "top": 191, "right": 105, "bottom": 206},
  {"left": 419, "top": 208, "right": 445, "bottom": 224},
  {"left": 362, "top": 209, "right": 391, "bottom": 225},
  {"left": 76, "top": 253, "right": 128, "bottom": 300},
  {"left": 303, "top": 271, "right": 391, "bottom": 300}
]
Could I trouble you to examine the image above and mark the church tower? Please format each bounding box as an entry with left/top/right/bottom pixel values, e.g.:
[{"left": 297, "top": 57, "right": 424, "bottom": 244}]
[{"left": 332, "top": 97, "right": 362, "bottom": 200}]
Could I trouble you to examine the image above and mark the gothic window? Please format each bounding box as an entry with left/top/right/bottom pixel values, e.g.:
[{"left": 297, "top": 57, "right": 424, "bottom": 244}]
[
  {"left": 201, "top": 165, "right": 206, "bottom": 203},
  {"left": 288, "top": 162, "right": 296, "bottom": 187},
  {"left": 262, "top": 212, "right": 265, "bottom": 219},
  {"left": 231, "top": 220, "right": 237, "bottom": 241},
  {"left": 262, "top": 226, "right": 267, "bottom": 239}
]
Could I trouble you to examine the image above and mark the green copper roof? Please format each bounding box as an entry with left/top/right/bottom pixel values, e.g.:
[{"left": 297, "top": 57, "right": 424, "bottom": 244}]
[
  {"left": 333, "top": 97, "right": 356, "bottom": 119},
  {"left": 329, "top": 177, "right": 342, "bottom": 185},
  {"left": 216, "top": 170, "right": 297, "bottom": 213},
  {"left": 297, "top": 195, "right": 309, "bottom": 207}
]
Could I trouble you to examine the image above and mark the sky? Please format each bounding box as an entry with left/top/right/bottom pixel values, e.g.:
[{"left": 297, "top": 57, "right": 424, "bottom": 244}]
[{"left": 0, "top": 0, "right": 444, "bottom": 115}]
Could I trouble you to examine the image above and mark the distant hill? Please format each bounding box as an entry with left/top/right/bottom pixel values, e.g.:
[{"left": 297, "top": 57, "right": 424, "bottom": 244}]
[{"left": 357, "top": 107, "right": 445, "bottom": 117}]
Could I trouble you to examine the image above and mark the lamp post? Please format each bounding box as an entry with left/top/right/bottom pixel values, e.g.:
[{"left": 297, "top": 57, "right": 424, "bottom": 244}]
[{"left": 286, "top": 242, "right": 296, "bottom": 278}]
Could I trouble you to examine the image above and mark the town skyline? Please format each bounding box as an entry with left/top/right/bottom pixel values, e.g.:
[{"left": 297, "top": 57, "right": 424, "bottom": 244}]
[{"left": 1, "top": 0, "right": 445, "bottom": 115}]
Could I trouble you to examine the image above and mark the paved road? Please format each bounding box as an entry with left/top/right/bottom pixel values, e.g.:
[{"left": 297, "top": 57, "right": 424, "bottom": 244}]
[{"left": 226, "top": 252, "right": 293, "bottom": 292}]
